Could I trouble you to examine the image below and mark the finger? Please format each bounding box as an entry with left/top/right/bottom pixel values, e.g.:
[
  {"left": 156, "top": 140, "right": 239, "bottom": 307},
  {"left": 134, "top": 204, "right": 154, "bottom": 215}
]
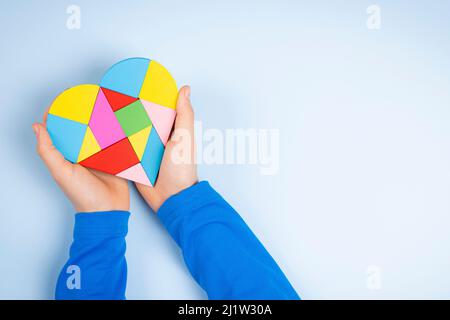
[
  {"left": 174, "top": 85, "right": 194, "bottom": 134},
  {"left": 167, "top": 86, "right": 196, "bottom": 164},
  {"left": 33, "top": 123, "right": 72, "bottom": 180},
  {"left": 169, "top": 85, "right": 195, "bottom": 148},
  {"left": 42, "top": 106, "right": 50, "bottom": 123}
]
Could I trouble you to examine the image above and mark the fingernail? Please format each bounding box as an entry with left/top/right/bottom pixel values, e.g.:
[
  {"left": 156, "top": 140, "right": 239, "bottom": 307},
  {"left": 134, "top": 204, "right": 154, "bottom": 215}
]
[
  {"left": 32, "top": 124, "right": 39, "bottom": 136},
  {"left": 184, "top": 86, "right": 191, "bottom": 98}
]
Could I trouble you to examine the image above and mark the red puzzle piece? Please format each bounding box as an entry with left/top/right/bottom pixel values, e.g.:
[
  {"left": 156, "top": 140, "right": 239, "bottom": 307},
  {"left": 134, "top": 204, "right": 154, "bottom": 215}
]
[
  {"left": 101, "top": 87, "right": 138, "bottom": 112},
  {"left": 80, "top": 138, "right": 140, "bottom": 174}
]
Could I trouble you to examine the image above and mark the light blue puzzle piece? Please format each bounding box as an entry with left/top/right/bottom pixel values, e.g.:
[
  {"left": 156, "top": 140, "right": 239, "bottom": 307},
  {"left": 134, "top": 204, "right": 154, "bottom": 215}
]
[
  {"left": 141, "top": 127, "right": 165, "bottom": 185},
  {"left": 99, "top": 57, "right": 150, "bottom": 98},
  {"left": 46, "top": 114, "right": 87, "bottom": 163}
]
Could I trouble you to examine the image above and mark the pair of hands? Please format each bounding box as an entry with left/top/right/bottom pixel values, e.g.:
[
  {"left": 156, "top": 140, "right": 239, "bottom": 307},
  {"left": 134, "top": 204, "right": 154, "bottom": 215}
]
[{"left": 33, "top": 86, "right": 197, "bottom": 213}]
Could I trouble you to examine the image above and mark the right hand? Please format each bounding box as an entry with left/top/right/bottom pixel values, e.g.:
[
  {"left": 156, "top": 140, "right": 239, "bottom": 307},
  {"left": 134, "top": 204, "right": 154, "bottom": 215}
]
[{"left": 135, "top": 86, "right": 198, "bottom": 212}]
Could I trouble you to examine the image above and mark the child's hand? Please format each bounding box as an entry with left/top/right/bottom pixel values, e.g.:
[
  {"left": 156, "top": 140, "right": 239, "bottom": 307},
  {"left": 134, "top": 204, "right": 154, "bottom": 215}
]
[
  {"left": 33, "top": 112, "right": 129, "bottom": 213},
  {"left": 135, "top": 86, "right": 198, "bottom": 212}
]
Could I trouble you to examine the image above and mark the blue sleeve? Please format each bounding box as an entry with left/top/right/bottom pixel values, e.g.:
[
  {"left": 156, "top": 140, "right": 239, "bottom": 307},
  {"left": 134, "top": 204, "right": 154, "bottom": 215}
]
[
  {"left": 158, "top": 181, "right": 300, "bottom": 300},
  {"left": 55, "top": 211, "right": 129, "bottom": 300}
]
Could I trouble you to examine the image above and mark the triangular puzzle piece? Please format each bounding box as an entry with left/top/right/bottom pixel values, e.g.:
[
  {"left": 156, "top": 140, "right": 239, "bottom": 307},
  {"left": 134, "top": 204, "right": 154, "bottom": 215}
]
[
  {"left": 101, "top": 87, "right": 138, "bottom": 112},
  {"left": 100, "top": 58, "right": 150, "bottom": 98},
  {"left": 128, "top": 125, "right": 151, "bottom": 160},
  {"left": 141, "top": 127, "right": 165, "bottom": 185},
  {"left": 116, "top": 163, "right": 152, "bottom": 186},
  {"left": 89, "top": 88, "right": 126, "bottom": 149},
  {"left": 139, "top": 60, "right": 178, "bottom": 109},
  {"left": 49, "top": 84, "right": 99, "bottom": 124},
  {"left": 77, "top": 127, "right": 101, "bottom": 163},
  {"left": 79, "top": 138, "right": 140, "bottom": 175},
  {"left": 46, "top": 114, "right": 87, "bottom": 163},
  {"left": 140, "top": 100, "right": 176, "bottom": 145}
]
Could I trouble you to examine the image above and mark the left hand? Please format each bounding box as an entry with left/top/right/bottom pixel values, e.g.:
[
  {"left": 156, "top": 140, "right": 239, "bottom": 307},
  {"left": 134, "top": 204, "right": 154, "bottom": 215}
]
[{"left": 33, "top": 111, "right": 130, "bottom": 213}]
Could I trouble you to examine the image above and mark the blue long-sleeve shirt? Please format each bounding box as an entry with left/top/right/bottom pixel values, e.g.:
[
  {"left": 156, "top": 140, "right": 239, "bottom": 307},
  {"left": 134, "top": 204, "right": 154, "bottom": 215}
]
[{"left": 55, "top": 181, "right": 299, "bottom": 300}]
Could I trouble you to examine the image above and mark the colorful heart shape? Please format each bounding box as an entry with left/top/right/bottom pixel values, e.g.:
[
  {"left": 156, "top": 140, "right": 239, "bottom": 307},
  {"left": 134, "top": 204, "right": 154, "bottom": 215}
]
[{"left": 46, "top": 58, "right": 178, "bottom": 186}]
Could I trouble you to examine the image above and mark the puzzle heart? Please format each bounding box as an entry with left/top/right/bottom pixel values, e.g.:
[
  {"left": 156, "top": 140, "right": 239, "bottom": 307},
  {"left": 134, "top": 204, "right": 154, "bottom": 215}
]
[{"left": 46, "top": 58, "right": 177, "bottom": 186}]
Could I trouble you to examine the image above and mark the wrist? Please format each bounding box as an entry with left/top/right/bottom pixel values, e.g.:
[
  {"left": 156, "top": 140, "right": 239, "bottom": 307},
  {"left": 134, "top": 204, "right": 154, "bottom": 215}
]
[{"left": 73, "top": 200, "right": 129, "bottom": 213}]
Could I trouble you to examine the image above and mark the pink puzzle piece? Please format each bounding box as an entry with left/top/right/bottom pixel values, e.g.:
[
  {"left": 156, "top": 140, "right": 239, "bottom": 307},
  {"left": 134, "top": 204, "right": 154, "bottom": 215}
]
[
  {"left": 117, "top": 163, "right": 152, "bottom": 186},
  {"left": 141, "top": 100, "right": 176, "bottom": 145},
  {"left": 89, "top": 89, "right": 126, "bottom": 148}
]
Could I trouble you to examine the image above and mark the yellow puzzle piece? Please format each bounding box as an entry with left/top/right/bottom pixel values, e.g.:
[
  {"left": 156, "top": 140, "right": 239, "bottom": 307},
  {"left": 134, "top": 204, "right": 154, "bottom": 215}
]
[
  {"left": 139, "top": 61, "right": 178, "bottom": 109},
  {"left": 49, "top": 84, "right": 99, "bottom": 124},
  {"left": 77, "top": 127, "right": 101, "bottom": 162},
  {"left": 128, "top": 125, "right": 152, "bottom": 160}
]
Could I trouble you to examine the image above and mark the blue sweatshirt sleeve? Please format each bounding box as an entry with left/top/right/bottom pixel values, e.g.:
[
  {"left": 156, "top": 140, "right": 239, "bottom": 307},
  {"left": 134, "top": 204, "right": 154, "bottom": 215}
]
[
  {"left": 55, "top": 211, "right": 130, "bottom": 300},
  {"left": 158, "top": 181, "right": 300, "bottom": 300}
]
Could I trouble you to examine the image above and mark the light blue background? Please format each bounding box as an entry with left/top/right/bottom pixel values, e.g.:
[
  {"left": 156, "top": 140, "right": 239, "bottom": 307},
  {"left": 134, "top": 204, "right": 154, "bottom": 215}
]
[{"left": 1, "top": 0, "right": 450, "bottom": 299}]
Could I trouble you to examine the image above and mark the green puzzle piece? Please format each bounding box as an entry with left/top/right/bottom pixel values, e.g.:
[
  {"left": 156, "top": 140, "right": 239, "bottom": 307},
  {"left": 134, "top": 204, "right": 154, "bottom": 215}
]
[{"left": 114, "top": 100, "right": 152, "bottom": 136}]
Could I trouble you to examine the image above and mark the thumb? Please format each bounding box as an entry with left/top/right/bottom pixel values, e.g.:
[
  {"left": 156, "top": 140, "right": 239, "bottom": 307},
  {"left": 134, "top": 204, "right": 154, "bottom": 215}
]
[
  {"left": 173, "top": 86, "right": 194, "bottom": 134},
  {"left": 167, "top": 86, "right": 196, "bottom": 164},
  {"left": 33, "top": 123, "right": 72, "bottom": 181}
]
